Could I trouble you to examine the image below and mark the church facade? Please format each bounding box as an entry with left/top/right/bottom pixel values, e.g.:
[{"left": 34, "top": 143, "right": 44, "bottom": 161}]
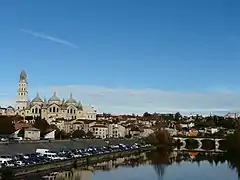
[{"left": 15, "top": 71, "right": 97, "bottom": 122}]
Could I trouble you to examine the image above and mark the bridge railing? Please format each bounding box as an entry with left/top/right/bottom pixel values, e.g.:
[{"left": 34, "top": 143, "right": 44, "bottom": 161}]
[{"left": 172, "top": 135, "right": 226, "bottom": 139}]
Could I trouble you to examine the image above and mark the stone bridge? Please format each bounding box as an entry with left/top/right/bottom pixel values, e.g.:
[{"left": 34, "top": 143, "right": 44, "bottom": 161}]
[{"left": 172, "top": 136, "right": 226, "bottom": 152}]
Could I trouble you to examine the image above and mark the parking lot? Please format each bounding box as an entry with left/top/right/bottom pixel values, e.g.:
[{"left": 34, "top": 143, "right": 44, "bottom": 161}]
[
  {"left": 0, "top": 138, "right": 141, "bottom": 155},
  {"left": 0, "top": 143, "right": 151, "bottom": 169}
]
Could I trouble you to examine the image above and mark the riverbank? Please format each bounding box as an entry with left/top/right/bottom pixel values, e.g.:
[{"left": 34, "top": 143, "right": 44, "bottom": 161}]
[{"left": 0, "top": 145, "right": 154, "bottom": 178}]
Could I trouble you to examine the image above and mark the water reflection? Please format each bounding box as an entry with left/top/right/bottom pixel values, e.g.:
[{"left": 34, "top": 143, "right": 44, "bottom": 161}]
[{"left": 19, "top": 149, "right": 240, "bottom": 180}]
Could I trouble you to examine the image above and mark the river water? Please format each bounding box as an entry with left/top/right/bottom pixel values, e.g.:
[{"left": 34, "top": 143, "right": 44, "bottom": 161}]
[
  {"left": 17, "top": 150, "right": 239, "bottom": 180},
  {"left": 92, "top": 161, "right": 236, "bottom": 180}
]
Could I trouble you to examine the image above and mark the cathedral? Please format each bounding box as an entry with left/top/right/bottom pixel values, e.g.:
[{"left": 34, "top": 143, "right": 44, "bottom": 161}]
[{"left": 15, "top": 71, "right": 97, "bottom": 122}]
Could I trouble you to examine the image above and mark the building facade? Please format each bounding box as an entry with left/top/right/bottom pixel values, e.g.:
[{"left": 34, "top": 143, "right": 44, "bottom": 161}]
[
  {"left": 0, "top": 106, "right": 15, "bottom": 116},
  {"left": 14, "top": 71, "right": 97, "bottom": 123},
  {"left": 108, "top": 124, "right": 126, "bottom": 138},
  {"left": 24, "top": 127, "right": 41, "bottom": 140},
  {"left": 90, "top": 125, "right": 108, "bottom": 139}
]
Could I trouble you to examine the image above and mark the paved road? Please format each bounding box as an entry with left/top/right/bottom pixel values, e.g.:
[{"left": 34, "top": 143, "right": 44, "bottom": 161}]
[{"left": 0, "top": 139, "right": 141, "bottom": 155}]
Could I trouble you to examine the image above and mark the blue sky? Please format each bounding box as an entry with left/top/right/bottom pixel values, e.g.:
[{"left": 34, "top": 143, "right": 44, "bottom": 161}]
[{"left": 0, "top": 0, "right": 240, "bottom": 114}]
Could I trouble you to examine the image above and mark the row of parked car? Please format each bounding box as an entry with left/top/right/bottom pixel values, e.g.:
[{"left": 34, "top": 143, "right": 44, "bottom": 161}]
[{"left": 0, "top": 143, "right": 151, "bottom": 168}]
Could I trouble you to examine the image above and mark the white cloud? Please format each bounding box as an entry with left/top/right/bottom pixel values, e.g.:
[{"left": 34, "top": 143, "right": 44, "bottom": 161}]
[
  {"left": 2, "top": 84, "right": 239, "bottom": 115},
  {"left": 20, "top": 29, "right": 79, "bottom": 48},
  {"left": 23, "top": 85, "right": 240, "bottom": 115}
]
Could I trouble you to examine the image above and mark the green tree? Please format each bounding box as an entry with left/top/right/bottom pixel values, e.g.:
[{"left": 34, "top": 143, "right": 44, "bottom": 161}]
[
  {"left": 145, "top": 134, "right": 159, "bottom": 145},
  {"left": 55, "top": 129, "right": 69, "bottom": 140},
  {"left": 143, "top": 112, "right": 152, "bottom": 117},
  {"left": 10, "top": 115, "right": 23, "bottom": 122},
  {"left": 86, "top": 131, "right": 94, "bottom": 138},
  {"left": 205, "top": 116, "right": 216, "bottom": 127},
  {"left": 0, "top": 116, "right": 15, "bottom": 134},
  {"left": 145, "top": 130, "right": 172, "bottom": 146},
  {"left": 125, "top": 134, "right": 132, "bottom": 139},
  {"left": 174, "top": 112, "right": 181, "bottom": 121},
  {"left": 155, "top": 131, "right": 172, "bottom": 145},
  {"left": 72, "top": 130, "right": 86, "bottom": 138},
  {"left": 33, "top": 118, "right": 50, "bottom": 136}
]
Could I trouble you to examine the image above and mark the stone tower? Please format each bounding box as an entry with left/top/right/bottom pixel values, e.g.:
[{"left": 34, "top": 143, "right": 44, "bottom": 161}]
[{"left": 15, "top": 70, "right": 29, "bottom": 110}]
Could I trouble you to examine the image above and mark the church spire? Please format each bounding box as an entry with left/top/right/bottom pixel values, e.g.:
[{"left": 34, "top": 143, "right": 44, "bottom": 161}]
[
  {"left": 19, "top": 70, "right": 27, "bottom": 83},
  {"left": 16, "top": 70, "right": 29, "bottom": 110},
  {"left": 44, "top": 97, "right": 47, "bottom": 104}
]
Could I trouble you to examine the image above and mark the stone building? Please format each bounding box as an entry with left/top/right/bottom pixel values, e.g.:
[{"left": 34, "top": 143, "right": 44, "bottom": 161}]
[
  {"left": 15, "top": 71, "right": 97, "bottom": 123},
  {"left": 24, "top": 127, "right": 41, "bottom": 140},
  {"left": 90, "top": 124, "right": 108, "bottom": 139},
  {"left": 0, "top": 106, "right": 15, "bottom": 116}
]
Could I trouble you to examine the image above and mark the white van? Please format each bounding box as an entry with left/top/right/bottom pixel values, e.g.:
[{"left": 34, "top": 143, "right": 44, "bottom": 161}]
[{"left": 36, "top": 149, "right": 56, "bottom": 156}]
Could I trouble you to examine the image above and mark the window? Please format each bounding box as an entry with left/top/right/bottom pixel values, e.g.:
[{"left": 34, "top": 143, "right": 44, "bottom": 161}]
[
  {"left": 35, "top": 108, "right": 38, "bottom": 114},
  {"left": 49, "top": 108, "right": 52, "bottom": 113},
  {"left": 53, "top": 107, "right": 55, "bottom": 113},
  {"left": 70, "top": 109, "right": 72, "bottom": 113},
  {"left": 32, "top": 109, "right": 34, "bottom": 113}
]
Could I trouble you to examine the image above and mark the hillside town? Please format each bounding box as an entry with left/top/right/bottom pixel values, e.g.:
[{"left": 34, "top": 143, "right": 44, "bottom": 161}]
[{"left": 0, "top": 71, "right": 238, "bottom": 141}]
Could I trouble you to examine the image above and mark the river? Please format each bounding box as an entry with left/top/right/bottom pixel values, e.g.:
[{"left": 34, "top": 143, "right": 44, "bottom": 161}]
[
  {"left": 14, "top": 150, "right": 239, "bottom": 180},
  {"left": 93, "top": 162, "right": 235, "bottom": 180}
]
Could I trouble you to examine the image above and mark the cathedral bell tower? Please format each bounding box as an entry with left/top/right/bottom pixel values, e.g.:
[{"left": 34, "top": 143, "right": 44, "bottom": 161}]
[{"left": 15, "top": 70, "right": 29, "bottom": 110}]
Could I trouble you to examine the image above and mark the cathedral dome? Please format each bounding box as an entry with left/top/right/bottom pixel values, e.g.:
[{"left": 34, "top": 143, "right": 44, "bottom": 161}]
[
  {"left": 48, "top": 92, "right": 61, "bottom": 104},
  {"left": 32, "top": 93, "right": 43, "bottom": 103},
  {"left": 65, "top": 93, "right": 77, "bottom": 105}
]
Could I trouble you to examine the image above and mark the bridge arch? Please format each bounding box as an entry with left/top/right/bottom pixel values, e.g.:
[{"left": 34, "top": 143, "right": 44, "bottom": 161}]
[{"left": 173, "top": 136, "right": 225, "bottom": 152}]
